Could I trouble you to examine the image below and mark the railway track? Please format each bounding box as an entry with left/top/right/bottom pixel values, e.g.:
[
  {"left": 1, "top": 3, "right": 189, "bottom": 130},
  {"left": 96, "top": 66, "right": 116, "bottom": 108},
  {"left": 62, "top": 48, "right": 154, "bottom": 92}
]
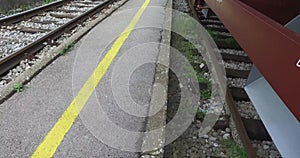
[
  {"left": 0, "top": 0, "right": 119, "bottom": 77},
  {"left": 186, "top": 0, "right": 282, "bottom": 157},
  {"left": 200, "top": 16, "right": 278, "bottom": 158}
]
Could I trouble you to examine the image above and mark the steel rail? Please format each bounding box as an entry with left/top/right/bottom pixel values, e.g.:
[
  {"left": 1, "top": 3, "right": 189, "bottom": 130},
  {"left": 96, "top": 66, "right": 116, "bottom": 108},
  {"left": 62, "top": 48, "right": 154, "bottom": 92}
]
[
  {"left": 186, "top": 0, "right": 257, "bottom": 157},
  {"left": 0, "top": 0, "right": 72, "bottom": 26},
  {"left": 0, "top": 0, "right": 117, "bottom": 76}
]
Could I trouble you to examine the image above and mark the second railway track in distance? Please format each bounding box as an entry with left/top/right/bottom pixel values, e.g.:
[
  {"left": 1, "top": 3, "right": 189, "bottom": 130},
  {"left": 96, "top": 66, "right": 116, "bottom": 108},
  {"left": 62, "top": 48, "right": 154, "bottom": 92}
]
[
  {"left": 0, "top": 0, "right": 120, "bottom": 77},
  {"left": 187, "top": 0, "right": 282, "bottom": 157}
]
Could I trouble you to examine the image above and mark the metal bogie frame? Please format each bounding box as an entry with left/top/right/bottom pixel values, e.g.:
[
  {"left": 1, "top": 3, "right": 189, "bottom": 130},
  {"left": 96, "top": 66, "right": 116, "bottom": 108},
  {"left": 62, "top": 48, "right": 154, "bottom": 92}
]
[{"left": 196, "top": 0, "right": 300, "bottom": 157}]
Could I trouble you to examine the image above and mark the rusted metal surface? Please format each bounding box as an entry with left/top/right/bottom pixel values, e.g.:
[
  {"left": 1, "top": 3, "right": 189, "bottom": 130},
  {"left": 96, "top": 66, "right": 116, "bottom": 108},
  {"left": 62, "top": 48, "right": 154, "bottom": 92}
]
[
  {"left": 225, "top": 89, "right": 257, "bottom": 158},
  {"left": 205, "top": 0, "right": 300, "bottom": 121},
  {"left": 0, "top": 0, "right": 115, "bottom": 76},
  {"left": 239, "top": 0, "right": 300, "bottom": 25}
]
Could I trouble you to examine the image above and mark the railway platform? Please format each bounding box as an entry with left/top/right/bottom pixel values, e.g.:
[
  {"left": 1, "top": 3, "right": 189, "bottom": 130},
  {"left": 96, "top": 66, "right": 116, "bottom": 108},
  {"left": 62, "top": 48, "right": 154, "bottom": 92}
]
[
  {"left": 2, "top": 0, "right": 299, "bottom": 157},
  {"left": 0, "top": 0, "right": 171, "bottom": 157}
]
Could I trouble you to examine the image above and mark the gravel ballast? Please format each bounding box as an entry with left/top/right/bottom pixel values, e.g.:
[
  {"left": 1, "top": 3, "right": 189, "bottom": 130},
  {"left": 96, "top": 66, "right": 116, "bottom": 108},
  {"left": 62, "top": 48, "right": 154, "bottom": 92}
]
[
  {"left": 0, "top": 0, "right": 103, "bottom": 58},
  {"left": 224, "top": 60, "right": 252, "bottom": 71},
  {"left": 163, "top": 0, "right": 246, "bottom": 157},
  {"left": 0, "top": 0, "right": 127, "bottom": 93},
  {"left": 217, "top": 49, "right": 247, "bottom": 56}
]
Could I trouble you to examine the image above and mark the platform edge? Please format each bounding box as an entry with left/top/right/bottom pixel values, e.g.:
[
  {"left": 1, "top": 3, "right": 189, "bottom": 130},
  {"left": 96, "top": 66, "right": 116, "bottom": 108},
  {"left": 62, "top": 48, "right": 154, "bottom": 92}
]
[{"left": 140, "top": 0, "right": 172, "bottom": 157}]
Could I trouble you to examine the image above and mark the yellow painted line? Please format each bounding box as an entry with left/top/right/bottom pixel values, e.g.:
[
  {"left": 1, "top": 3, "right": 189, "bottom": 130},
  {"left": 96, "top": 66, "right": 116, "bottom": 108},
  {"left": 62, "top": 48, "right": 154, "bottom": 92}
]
[{"left": 31, "top": 0, "right": 150, "bottom": 157}]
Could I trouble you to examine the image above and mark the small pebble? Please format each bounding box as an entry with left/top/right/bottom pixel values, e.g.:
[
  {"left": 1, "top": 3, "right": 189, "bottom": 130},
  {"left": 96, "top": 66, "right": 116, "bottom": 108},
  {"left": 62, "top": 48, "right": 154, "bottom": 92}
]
[{"left": 223, "top": 133, "right": 230, "bottom": 139}]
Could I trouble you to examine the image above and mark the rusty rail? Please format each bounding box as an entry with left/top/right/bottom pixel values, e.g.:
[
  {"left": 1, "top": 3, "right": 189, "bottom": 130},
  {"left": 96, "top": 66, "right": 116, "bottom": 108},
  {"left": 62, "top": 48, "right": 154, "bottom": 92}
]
[{"left": 186, "top": 0, "right": 257, "bottom": 157}]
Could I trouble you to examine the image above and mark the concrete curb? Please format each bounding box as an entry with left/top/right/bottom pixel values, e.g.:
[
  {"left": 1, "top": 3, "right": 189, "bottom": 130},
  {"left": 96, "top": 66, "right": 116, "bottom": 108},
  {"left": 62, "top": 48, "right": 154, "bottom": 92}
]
[
  {"left": 140, "top": 0, "right": 172, "bottom": 157},
  {"left": 0, "top": 0, "right": 129, "bottom": 104}
]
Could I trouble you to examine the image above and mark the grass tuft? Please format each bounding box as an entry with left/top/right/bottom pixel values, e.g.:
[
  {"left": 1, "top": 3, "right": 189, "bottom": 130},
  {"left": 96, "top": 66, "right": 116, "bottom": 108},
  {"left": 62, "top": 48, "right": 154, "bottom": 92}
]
[
  {"left": 1, "top": 0, "right": 56, "bottom": 15},
  {"left": 196, "top": 109, "right": 207, "bottom": 121},
  {"left": 197, "top": 73, "right": 211, "bottom": 100},
  {"left": 207, "top": 29, "right": 240, "bottom": 47},
  {"left": 44, "top": 0, "right": 55, "bottom": 4},
  {"left": 221, "top": 138, "right": 247, "bottom": 158},
  {"left": 60, "top": 42, "right": 75, "bottom": 55},
  {"left": 14, "top": 83, "right": 24, "bottom": 92}
]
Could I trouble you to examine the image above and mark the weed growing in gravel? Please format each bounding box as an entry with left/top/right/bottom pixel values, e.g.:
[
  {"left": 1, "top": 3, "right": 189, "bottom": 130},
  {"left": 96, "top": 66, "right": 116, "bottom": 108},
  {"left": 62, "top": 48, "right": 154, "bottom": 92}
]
[
  {"left": 172, "top": 33, "right": 212, "bottom": 101},
  {"left": 1, "top": 0, "right": 54, "bottom": 15},
  {"left": 14, "top": 83, "right": 24, "bottom": 92},
  {"left": 184, "top": 47, "right": 194, "bottom": 61},
  {"left": 200, "top": 88, "right": 211, "bottom": 100},
  {"left": 207, "top": 30, "right": 221, "bottom": 39},
  {"left": 196, "top": 109, "right": 207, "bottom": 121},
  {"left": 224, "top": 37, "right": 239, "bottom": 47},
  {"left": 60, "top": 42, "right": 75, "bottom": 55},
  {"left": 4, "top": 5, "right": 32, "bottom": 15},
  {"left": 44, "top": 0, "right": 55, "bottom": 4},
  {"left": 207, "top": 29, "right": 240, "bottom": 48},
  {"left": 221, "top": 138, "right": 247, "bottom": 158},
  {"left": 197, "top": 72, "right": 211, "bottom": 100}
]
